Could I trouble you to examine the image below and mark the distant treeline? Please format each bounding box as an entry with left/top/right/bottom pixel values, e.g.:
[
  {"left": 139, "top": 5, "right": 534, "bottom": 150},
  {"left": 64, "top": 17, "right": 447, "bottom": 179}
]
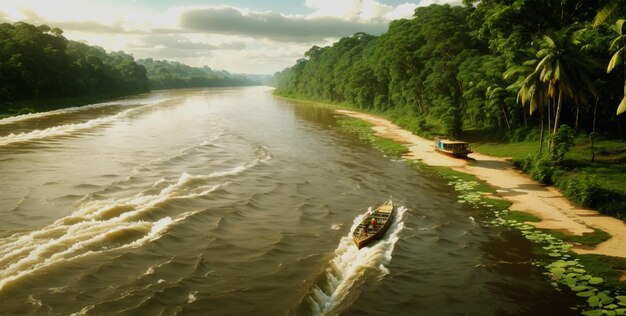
[
  {"left": 0, "top": 22, "right": 149, "bottom": 113},
  {"left": 0, "top": 21, "right": 267, "bottom": 115},
  {"left": 136, "top": 59, "right": 263, "bottom": 90},
  {"left": 274, "top": 2, "right": 626, "bottom": 138}
]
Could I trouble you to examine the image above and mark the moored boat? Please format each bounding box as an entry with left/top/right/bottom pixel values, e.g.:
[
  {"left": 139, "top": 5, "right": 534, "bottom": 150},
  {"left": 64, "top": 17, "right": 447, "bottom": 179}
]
[
  {"left": 434, "top": 136, "right": 472, "bottom": 158},
  {"left": 352, "top": 198, "right": 395, "bottom": 249}
]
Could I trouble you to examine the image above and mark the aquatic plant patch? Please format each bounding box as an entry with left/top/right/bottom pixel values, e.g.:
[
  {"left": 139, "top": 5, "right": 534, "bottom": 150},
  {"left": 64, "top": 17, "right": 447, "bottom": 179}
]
[
  {"left": 437, "top": 170, "right": 626, "bottom": 315},
  {"left": 378, "top": 144, "right": 625, "bottom": 314},
  {"left": 336, "top": 117, "right": 408, "bottom": 157}
]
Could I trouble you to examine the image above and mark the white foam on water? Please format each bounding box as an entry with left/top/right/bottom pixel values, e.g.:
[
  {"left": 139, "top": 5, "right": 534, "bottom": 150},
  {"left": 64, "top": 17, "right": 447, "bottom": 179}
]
[
  {"left": 0, "top": 173, "right": 216, "bottom": 292},
  {"left": 207, "top": 148, "right": 271, "bottom": 179},
  {"left": 330, "top": 223, "right": 343, "bottom": 230},
  {"left": 142, "top": 257, "right": 175, "bottom": 276},
  {"left": 0, "top": 97, "right": 174, "bottom": 146},
  {"left": 70, "top": 173, "right": 224, "bottom": 222},
  {"left": 187, "top": 291, "right": 197, "bottom": 303},
  {"left": 0, "top": 109, "right": 131, "bottom": 146},
  {"left": 0, "top": 98, "right": 163, "bottom": 126},
  {"left": 70, "top": 305, "right": 94, "bottom": 316},
  {"left": 0, "top": 216, "right": 177, "bottom": 291},
  {"left": 307, "top": 205, "right": 407, "bottom": 316}
]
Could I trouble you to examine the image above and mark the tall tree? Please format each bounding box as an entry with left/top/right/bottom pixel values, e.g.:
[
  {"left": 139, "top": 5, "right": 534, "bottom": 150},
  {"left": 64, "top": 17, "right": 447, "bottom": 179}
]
[
  {"left": 534, "top": 27, "right": 594, "bottom": 134},
  {"left": 515, "top": 69, "right": 548, "bottom": 153},
  {"left": 607, "top": 19, "right": 626, "bottom": 114}
]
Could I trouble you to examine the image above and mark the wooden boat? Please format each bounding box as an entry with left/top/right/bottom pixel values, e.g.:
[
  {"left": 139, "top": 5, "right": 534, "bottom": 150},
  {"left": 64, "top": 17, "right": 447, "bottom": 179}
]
[
  {"left": 352, "top": 198, "right": 395, "bottom": 249},
  {"left": 434, "top": 136, "right": 472, "bottom": 157}
]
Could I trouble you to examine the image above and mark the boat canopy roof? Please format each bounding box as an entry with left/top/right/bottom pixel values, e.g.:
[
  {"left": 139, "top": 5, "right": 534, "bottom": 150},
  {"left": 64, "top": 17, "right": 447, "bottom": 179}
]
[{"left": 438, "top": 140, "right": 469, "bottom": 145}]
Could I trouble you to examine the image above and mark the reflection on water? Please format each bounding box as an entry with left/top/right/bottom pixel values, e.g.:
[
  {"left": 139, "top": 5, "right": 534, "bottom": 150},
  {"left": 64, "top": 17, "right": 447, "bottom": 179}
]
[{"left": 0, "top": 87, "right": 577, "bottom": 315}]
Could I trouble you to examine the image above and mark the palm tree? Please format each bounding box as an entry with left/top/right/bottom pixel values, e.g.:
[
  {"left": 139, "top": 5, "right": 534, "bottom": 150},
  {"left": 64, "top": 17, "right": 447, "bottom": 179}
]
[
  {"left": 534, "top": 27, "right": 594, "bottom": 135},
  {"left": 607, "top": 19, "right": 626, "bottom": 115},
  {"left": 486, "top": 86, "right": 512, "bottom": 130},
  {"left": 518, "top": 70, "right": 548, "bottom": 154},
  {"left": 505, "top": 60, "right": 547, "bottom": 153}
]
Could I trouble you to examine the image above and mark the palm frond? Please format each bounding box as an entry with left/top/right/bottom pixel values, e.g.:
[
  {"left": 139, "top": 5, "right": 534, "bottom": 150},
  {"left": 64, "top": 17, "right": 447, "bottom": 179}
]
[
  {"left": 503, "top": 65, "right": 529, "bottom": 79},
  {"left": 542, "top": 35, "right": 555, "bottom": 48},
  {"left": 617, "top": 19, "right": 626, "bottom": 35},
  {"left": 617, "top": 95, "right": 626, "bottom": 115},
  {"left": 593, "top": 0, "right": 620, "bottom": 27},
  {"left": 607, "top": 48, "right": 624, "bottom": 73}
]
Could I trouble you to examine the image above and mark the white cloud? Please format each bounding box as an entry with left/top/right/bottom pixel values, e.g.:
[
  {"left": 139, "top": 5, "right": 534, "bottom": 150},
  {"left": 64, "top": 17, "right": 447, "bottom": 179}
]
[
  {"left": 178, "top": 6, "right": 388, "bottom": 42},
  {"left": 385, "top": 3, "right": 418, "bottom": 20},
  {"left": 305, "top": 0, "right": 406, "bottom": 21},
  {"left": 417, "top": 0, "right": 463, "bottom": 7}
]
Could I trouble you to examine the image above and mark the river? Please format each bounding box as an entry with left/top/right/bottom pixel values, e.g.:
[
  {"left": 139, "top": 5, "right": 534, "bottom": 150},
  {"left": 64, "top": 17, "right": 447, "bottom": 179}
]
[{"left": 0, "top": 87, "right": 578, "bottom": 315}]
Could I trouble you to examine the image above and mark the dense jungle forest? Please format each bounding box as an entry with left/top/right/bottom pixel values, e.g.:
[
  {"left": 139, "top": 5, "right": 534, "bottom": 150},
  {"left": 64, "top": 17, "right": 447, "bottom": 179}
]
[
  {"left": 136, "top": 59, "right": 262, "bottom": 90},
  {"left": 0, "top": 22, "right": 149, "bottom": 114},
  {"left": 0, "top": 22, "right": 263, "bottom": 115},
  {"left": 274, "top": 1, "right": 626, "bottom": 140}
]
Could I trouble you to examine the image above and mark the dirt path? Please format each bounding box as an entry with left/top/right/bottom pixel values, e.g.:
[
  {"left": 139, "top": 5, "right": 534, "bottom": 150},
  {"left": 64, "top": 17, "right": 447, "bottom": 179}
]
[{"left": 336, "top": 109, "right": 626, "bottom": 259}]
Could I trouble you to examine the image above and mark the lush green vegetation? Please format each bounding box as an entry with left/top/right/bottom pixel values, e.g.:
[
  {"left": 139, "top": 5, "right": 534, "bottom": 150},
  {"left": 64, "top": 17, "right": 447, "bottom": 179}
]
[
  {"left": 544, "top": 228, "right": 612, "bottom": 247},
  {"left": 336, "top": 117, "right": 408, "bottom": 157},
  {"left": 0, "top": 21, "right": 149, "bottom": 115},
  {"left": 274, "top": 3, "right": 626, "bottom": 138},
  {"left": 465, "top": 131, "right": 626, "bottom": 220},
  {"left": 0, "top": 21, "right": 269, "bottom": 116},
  {"left": 367, "top": 136, "right": 626, "bottom": 314},
  {"left": 578, "top": 254, "right": 626, "bottom": 291},
  {"left": 274, "top": 2, "right": 626, "bottom": 221},
  {"left": 425, "top": 165, "right": 626, "bottom": 314},
  {"left": 501, "top": 210, "right": 541, "bottom": 223},
  {"left": 136, "top": 59, "right": 264, "bottom": 90}
]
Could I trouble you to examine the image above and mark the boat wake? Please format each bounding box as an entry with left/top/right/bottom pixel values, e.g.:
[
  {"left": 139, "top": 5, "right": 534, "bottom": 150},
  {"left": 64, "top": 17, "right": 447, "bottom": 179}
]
[
  {"left": 0, "top": 109, "right": 131, "bottom": 146},
  {"left": 0, "top": 152, "right": 268, "bottom": 292},
  {"left": 303, "top": 205, "right": 407, "bottom": 315},
  {"left": 0, "top": 98, "right": 165, "bottom": 146},
  {"left": 0, "top": 97, "right": 163, "bottom": 126}
]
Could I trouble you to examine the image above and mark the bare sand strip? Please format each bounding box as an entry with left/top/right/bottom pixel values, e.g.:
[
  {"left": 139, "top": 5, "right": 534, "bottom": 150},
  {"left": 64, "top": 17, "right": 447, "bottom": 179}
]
[{"left": 336, "top": 109, "right": 626, "bottom": 259}]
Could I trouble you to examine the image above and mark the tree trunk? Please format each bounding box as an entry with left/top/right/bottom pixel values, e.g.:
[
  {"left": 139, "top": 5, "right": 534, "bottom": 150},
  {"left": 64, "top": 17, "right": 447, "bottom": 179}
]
[
  {"left": 591, "top": 97, "right": 599, "bottom": 162},
  {"left": 553, "top": 90, "right": 563, "bottom": 135},
  {"left": 547, "top": 98, "right": 552, "bottom": 136},
  {"left": 575, "top": 103, "right": 580, "bottom": 130},
  {"left": 539, "top": 107, "right": 545, "bottom": 155},
  {"left": 501, "top": 103, "right": 511, "bottom": 130}
]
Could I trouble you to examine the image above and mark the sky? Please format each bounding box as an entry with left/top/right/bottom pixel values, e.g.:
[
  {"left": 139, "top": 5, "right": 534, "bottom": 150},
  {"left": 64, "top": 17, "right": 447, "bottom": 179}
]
[{"left": 0, "top": 0, "right": 461, "bottom": 74}]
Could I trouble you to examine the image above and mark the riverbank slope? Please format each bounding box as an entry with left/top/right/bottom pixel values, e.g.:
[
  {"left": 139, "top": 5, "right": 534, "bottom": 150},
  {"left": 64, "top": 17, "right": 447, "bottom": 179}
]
[{"left": 335, "top": 109, "right": 626, "bottom": 260}]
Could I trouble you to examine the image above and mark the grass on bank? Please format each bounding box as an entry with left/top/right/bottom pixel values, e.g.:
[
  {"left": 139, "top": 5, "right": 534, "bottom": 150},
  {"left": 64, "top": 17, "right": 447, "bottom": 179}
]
[
  {"left": 463, "top": 129, "right": 626, "bottom": 221},
  {"left": 336, "top": 117, "right": 408, "bottom": 157},
  {"left": 578, "top": 255, "right": 626, "bottom": 291},
  {"left": 543, "top": 229, "right": 612, "bottom": 247}
]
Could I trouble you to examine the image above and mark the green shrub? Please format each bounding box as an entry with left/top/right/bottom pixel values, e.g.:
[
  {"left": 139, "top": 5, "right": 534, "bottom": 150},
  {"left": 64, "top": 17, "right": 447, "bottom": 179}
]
[
  {"left": 417, "top": 118, "right": 429, "bottom": 131},
  {"left": 514, "top": 154, "right": 534, "bottom": 172},
  {"left": 556, "top": 175, "right": 626, "bottom": 220},
  {"left": 508, "top": 127, "right": 541, "bottom": 143},
  {"left": 549, "top": 125, "right": 576, "bottom": 163},
  {"left": 593, "top": 190, "right": 626, "bottom": 220},
  {"left": 550, "top": 168, "right": 565, "bottom": 185},
  {"left": 559, "top": 174, "right": 598, "bottom": 207},
  {"left": 529, "top": 154, "right": 557, "bottom": 184}
]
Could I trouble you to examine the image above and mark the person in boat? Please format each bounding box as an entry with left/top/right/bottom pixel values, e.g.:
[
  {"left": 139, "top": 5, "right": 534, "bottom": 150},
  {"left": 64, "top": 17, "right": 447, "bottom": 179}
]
[
  {"left": 361, "top": 226, "right": 367, "bottom": 236},
  {"left": 371, "top": 217, "right": 377, "bottom": 228}
]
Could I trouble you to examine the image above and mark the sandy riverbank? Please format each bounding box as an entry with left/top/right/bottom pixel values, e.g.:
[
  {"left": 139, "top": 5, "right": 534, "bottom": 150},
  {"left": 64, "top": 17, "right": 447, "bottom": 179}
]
[{"left": 336, "top": 109, "right": 626, "bottom": 260}]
